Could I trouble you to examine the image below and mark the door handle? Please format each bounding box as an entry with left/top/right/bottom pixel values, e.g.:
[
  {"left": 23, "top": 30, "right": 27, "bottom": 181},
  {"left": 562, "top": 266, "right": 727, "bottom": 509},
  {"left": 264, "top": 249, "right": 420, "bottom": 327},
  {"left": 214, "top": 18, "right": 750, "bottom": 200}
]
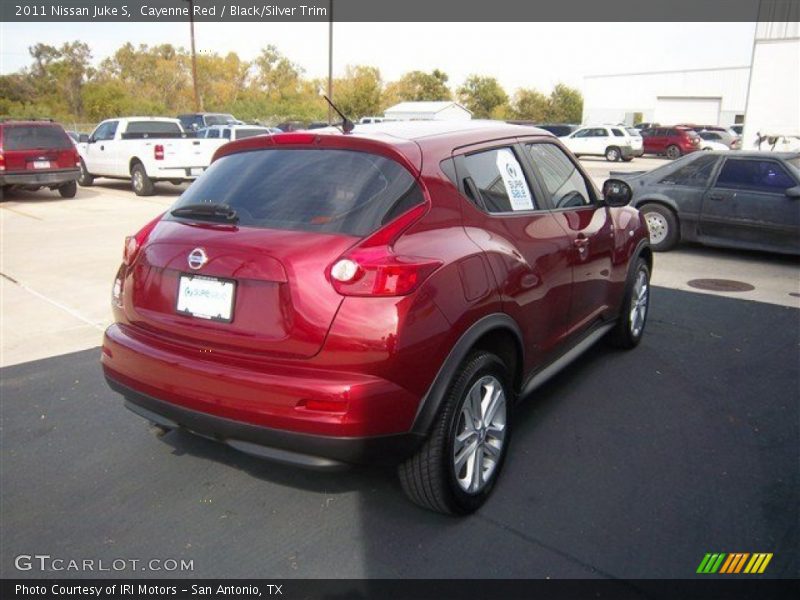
[{"left": 707, "top": 193, "right": 726, "bottom": 201}]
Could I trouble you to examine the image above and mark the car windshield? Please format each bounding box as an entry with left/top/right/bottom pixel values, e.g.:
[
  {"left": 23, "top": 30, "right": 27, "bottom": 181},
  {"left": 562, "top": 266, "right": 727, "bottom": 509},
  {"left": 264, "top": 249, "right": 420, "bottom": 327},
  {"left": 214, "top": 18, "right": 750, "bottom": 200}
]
[
  {"left": 169, "top": 149, "right": 424, "bottom": 237},
  {"left": 3, "top": 125, "right": 72, "bottom": 150},
  {"left": 205, "top": 114, "right": 236, "bottom": 126}
]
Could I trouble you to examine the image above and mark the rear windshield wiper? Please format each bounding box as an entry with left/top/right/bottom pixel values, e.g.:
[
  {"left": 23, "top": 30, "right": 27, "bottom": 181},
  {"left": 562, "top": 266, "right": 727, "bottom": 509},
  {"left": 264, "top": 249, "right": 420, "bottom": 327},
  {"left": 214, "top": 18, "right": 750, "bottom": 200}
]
[{"left": 171, "top": 203, "right": 239, "bottom": 223}]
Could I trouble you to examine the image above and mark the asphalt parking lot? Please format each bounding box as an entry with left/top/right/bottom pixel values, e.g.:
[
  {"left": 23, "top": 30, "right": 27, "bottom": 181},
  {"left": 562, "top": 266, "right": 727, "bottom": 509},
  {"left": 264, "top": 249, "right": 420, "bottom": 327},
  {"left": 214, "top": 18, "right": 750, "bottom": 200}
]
[{"left": 1, "top": 158, "right": 798, "bottom": 580}]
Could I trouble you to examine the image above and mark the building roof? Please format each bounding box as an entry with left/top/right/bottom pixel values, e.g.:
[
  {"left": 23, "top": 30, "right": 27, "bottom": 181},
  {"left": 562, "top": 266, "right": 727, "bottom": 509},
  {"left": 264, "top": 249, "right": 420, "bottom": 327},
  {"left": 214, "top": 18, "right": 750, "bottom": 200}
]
[{"left": 384, "top": 101, "right": 472, "bottom": 115}]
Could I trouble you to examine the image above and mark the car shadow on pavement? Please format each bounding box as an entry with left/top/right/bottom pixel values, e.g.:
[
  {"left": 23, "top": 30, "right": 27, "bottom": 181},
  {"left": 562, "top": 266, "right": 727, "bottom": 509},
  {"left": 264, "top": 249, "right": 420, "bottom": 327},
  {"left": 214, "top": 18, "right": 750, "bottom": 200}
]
[{"left": 1, "top": 287, "right": 797, "bottom": 579}]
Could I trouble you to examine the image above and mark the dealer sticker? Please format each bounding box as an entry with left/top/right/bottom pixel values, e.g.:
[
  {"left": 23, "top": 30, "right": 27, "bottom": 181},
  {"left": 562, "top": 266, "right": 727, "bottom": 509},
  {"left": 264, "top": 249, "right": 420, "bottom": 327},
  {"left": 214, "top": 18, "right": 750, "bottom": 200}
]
[{"left": 496, "top": 149, "right": 534, "bottom": 211}]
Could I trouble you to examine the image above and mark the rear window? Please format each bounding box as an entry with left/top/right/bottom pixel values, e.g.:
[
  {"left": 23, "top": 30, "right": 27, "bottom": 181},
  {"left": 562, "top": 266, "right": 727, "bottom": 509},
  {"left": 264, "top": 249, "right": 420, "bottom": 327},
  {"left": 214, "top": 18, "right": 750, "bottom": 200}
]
[
  {"left": 626, "top": 128, "right": 641, "bottom": 137},
  {"left": 234, "top": 129, "right": 270, "bottom": 140},
  {"left": 2, "top": 125, "right": 72, "bottom": 150},
  {"left": 169, "top": 149, "right": 424, "bottom": 236},
  {"left": 124, "top": 121, "right": 183, "bottom": 136}
]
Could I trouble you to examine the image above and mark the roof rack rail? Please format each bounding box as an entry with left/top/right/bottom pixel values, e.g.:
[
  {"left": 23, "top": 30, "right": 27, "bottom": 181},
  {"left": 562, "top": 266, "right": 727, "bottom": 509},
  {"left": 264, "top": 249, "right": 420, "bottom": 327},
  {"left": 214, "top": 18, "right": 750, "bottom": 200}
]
[{"left": 0, "top": 117, "right": 55, "bottom": 123}]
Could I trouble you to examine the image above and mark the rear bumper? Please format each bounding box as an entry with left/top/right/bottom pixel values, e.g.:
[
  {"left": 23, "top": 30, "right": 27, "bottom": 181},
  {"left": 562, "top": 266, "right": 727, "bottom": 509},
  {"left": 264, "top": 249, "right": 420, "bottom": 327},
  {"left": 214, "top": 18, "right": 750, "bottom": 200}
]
[
  {"left": 620, "top": 146, "right": 641, "bottom": 159},
  {"left": 108, "top": 375, "right": 423, "bottom": 469},
  {"left": 101, "top": 323, "right": 426, "bottom": 465},
  {"left": 0, "top": 168, "right": 79, "bottom": 186},
  {"left": 153, "top": 166, "right": 207, "bottom": 180}
]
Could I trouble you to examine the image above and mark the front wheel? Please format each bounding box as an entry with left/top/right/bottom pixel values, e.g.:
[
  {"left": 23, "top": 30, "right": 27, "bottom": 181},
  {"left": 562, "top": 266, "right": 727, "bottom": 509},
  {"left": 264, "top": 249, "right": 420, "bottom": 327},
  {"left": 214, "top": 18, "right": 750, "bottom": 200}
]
[
  {"left": 605, "top": 146, "right": 621, "bottom": 162},
  {"left": 399, "top": 351, "right": 512, "bottom": 515},
  {"left": 131, "top": 163, "right": 155, "bottom": 196},
  {"left": 666, "top": 145, "right": 682, "bottom": 159},
  {"left": 608, "top": 258, "right": 650, "bottom": 349},
  {"left": 77, "top": 159, "right": 94, "bottom": 186}
]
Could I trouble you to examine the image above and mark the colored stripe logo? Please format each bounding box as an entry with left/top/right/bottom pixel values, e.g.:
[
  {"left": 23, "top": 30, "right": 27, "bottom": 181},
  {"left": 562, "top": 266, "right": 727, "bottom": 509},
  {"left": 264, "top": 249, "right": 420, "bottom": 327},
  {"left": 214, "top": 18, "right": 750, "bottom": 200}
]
[{"left": 697, "top": 553, "right": 773, "bottom": 574}]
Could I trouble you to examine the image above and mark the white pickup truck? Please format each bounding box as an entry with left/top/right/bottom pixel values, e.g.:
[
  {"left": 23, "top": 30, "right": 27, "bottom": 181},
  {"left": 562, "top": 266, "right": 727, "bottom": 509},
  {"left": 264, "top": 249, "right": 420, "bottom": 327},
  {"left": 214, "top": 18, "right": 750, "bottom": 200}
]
[{"left": 76, "top": 117, "right": 218, "bottom": 196}]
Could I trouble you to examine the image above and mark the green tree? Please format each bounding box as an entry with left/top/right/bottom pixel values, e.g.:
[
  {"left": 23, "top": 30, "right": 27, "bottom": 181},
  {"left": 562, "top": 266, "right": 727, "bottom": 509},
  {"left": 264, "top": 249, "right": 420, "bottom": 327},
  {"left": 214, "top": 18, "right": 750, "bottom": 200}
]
[
  {"left": 332, "top": 66, "right": 383, "bottom": 120},
  {"left": 383, "top": 69, "right": 451, "bottom": 107},
  {"left": 510, "top": 88, "right": 549, "bottom": 121},
  {"left": 28, "top": 41, "right": 93, "bottom": 116},
  {"left": 547, "top": 83, "right": 583, "bottom": 123},
  {"left": 457, "top": 75, "right": 508, "bottom": 119}
]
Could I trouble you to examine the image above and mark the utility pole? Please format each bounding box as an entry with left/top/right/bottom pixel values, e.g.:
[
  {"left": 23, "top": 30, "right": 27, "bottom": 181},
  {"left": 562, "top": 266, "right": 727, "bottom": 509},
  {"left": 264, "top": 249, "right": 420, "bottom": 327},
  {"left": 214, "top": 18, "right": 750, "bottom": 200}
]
[
  {"left": 186, "top": 0, "right": 201, "bottom": 111},
  {"left": 327, "top": 0, "right": 333, "bottom": 123}
]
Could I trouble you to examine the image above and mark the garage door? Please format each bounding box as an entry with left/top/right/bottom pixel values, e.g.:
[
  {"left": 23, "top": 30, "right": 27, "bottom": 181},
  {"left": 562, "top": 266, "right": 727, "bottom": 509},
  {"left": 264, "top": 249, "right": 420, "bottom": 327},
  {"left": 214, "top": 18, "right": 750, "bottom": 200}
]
[{"left": 654, "top": 97, "right": 722, "bottom": 125}]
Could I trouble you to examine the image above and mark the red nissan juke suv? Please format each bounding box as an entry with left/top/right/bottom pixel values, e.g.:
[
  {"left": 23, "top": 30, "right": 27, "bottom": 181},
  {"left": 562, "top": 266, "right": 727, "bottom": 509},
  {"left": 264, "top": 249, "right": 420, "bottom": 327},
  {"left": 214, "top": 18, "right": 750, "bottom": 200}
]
[{"left": 102, "top": 121, "right": 651, "bottom": 514}]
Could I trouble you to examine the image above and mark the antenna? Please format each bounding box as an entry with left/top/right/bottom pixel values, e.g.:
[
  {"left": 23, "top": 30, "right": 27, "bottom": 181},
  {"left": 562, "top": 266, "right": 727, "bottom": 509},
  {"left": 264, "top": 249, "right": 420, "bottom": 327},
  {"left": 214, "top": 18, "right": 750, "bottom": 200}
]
[{"left": 323, "top": 95, "right": 355, "bottom": 133}]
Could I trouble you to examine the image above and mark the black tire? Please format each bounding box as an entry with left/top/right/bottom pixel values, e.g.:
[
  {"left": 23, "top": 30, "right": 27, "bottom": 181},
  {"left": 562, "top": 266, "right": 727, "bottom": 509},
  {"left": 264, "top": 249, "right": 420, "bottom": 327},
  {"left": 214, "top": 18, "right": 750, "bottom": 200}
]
[
  {"left": 399, "top": 351, "right": 512, "bottom": 515},
  {"left": 639, "top": 202, "right": 679, "bottom": 251},
  {"left": 622, "top": 156, "right": 634, "bottom": 162},
  {"left": 666, "top": 145, "right": 682, "bottom": 159},
  {"left": 77, "top": 159, "right": 94, "bottom": 186},
  {"left": 608, "top": 258, "right": 650, "bottom": 349},
  {"left": 131, "top": 162, "right": 155, "bottom": 196},
  {"left": 58, "top": 180, "right": 77, "bottom": 198},
  {"left": 605, "top": 146, "right": 621, "bottom": 162}
]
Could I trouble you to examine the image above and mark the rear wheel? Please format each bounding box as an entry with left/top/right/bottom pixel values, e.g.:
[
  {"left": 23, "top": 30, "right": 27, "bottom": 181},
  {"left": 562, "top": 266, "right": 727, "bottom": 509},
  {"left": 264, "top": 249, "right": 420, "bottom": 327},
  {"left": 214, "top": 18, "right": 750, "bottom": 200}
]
[
  {"left": 622, "top": 156, "right": 634, "bottom": 162},
  {"left": 131, "top": 163, "right": 155, "bottom": 196},
  {"left": 605, "top": 146, "right": 621, "bottom": 162},
  {"left": 608, "top": 258, "right": 650, "bottom": 349},
  {"left": 666, "top": 145, "right": 682, "bottom": 159},
  {"left": 399, "top": 351, "right": 511, "bottom": 515},
  {"left": 77, "top": 159, "right": 94, "bottom": 186},
  {"left": 58, "top": 181, "right": 77, "bottom": 198},
  {"left": 640, "top": 202, "right": 679, "bottom": 251}
]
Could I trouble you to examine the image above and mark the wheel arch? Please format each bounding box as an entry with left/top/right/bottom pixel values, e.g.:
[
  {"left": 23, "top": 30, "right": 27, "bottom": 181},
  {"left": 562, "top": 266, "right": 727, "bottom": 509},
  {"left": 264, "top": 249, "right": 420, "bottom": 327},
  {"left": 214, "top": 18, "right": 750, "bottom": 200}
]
[
  {"left": 410, "top": 313, "right": 524, "bottom": 436},
  {"left": 129, "top": 157, "right": 145, "bottom": 174}
]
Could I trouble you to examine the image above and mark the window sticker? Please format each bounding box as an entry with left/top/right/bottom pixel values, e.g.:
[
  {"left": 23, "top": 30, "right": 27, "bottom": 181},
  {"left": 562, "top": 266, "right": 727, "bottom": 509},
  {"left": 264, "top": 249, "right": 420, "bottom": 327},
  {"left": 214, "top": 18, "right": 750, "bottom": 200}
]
[{"left": 495, "top": 149, "right": 534, "bottom": 211}]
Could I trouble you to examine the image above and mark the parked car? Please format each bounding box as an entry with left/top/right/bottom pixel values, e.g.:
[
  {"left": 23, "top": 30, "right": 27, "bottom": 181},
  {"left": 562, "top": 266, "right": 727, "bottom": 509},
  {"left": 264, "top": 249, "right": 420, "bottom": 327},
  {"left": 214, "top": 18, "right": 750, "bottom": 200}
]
[
  {"left": 533, "top": 123, "right": 579, "bottom": 137},
  {"left": 634, "top": 122, "right": 660, "bottom": 131},
  {"left": 65, "top": 130, "right": 89, "bottom": 144},
  {"left": 101, "top": 121, "right": 652, "bottom": 514},
  {"left": 640, "top": 126, "right": 701, "bottom": 159},
  {"left": 177, "top": 113, "right": 242, "bottom": 131},
  {"left": 730, "top": 125, "right": 744, "bottom": 136},
  {"left": 77, "top": 117, "right": 219, "bottom": 196},
  {"left": 560, "top": 125, "right": 642, "bottom": 161},
  {"left": 680, "top": 125, "right": 740, "bottom": 149},
  {"left": 196, "top": 124, "right": 280, "bottom": 141},
  {"left": 697, "top": 132, "right": 730, "bottom": 152},
  {"left": 359, "top": 116, "right": 385, "bottom": 124},
  {"left": 613, "top": 151, "right": 800, "bottom": 254},
  {"left": 0, "top": 119, "right": 80, "bottom": 199}
]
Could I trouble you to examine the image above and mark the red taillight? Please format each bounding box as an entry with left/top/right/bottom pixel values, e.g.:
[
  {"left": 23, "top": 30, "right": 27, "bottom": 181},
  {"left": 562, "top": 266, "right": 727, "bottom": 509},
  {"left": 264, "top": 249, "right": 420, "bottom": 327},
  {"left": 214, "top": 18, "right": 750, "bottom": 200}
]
[
  {"left": 154, "top": 144, "right": 164, "bottom": 160},
  {"left": 0, "top": 153, "right": 5, "bottom": 172},
  {"left": 123, "top": 213, "right": 164, "bottom": 266},
  {"left": 273, "top": 133, "right": 316, "bottom": 145},
  {"left": 328, "top": 203, "right": 440, "bottom": 297}
]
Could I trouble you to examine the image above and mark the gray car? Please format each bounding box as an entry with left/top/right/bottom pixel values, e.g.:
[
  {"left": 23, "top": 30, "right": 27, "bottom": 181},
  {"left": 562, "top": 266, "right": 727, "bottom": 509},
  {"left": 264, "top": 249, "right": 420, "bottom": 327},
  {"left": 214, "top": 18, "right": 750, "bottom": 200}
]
[{"left": 613, "top": 151, "right": 800, "bottom": 254}]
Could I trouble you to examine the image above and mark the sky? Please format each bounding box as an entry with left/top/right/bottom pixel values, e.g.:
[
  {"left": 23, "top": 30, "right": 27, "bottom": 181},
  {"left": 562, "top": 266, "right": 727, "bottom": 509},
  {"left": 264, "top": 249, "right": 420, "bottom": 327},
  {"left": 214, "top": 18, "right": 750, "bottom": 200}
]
[{"left": 0, "top": 22, "right": 757, "bottom": 94}]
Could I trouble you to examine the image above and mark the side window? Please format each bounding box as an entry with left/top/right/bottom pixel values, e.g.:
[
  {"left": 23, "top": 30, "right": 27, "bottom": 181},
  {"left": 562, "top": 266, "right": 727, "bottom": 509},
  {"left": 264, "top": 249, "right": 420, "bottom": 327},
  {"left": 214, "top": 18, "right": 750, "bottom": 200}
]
[
  {"left": 666, "top": 128, "right": 678, "bottom": 136},
  {"left": 659, "top": 154, "right": 718, "bottom": 186},
  {"left": 526, "top": 143, "right": 593, "bottom": 208},
  {"left": 591, "top": 128, "right": 607, "bottom": 137},
  {"left": 612, "top": 128, "right": 625, "bottom": 137},
  {"left": 93, "top": 121, "right": 117, "bottom": 141},
  {"left": 716, "top": 159, "right": 797, "bottom": 192},
  {"left": 461, "top": 148, "right": 536, "bottom": 213},
  {"left": 222, "top": 129, "right": 232, "bottom": 139},
  {"left": 573, "top": 129, "right": 590, "bottom": 138}
]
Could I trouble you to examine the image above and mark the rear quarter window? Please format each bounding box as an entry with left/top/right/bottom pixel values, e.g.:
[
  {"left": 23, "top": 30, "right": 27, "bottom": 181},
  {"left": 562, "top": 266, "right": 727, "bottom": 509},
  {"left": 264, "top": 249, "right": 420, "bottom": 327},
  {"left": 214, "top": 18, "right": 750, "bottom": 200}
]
[
  {"left": 2, "top": 125, "right": 72, "bottom": 150},
  {"left": 169, "top": 149, "right": 424, "bottom": 237}
]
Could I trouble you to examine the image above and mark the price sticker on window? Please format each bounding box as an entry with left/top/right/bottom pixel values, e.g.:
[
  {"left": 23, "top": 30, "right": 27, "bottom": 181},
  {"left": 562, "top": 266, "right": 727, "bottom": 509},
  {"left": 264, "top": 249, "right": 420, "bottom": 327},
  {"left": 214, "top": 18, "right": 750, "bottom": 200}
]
[{"left": 496, "top": 149, "right": 534, "bottom": 211}]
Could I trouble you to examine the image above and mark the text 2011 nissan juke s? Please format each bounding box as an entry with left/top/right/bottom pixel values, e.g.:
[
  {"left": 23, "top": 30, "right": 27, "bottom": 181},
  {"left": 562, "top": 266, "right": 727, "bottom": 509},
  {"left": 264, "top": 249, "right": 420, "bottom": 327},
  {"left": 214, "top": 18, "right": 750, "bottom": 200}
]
[{"left": 102, "top": 121, "right": 651, "bottom": 514}]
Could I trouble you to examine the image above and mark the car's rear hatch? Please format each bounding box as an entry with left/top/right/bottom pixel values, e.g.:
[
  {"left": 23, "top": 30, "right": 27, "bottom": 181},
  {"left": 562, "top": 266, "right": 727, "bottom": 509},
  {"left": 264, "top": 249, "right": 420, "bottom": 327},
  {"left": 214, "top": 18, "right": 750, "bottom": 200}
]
[
  {"left": 1, "top": 124, "right": 77, "bottom": 172},
  {"left": 122, "top": 140, "right": 424, "bottom": 359}
]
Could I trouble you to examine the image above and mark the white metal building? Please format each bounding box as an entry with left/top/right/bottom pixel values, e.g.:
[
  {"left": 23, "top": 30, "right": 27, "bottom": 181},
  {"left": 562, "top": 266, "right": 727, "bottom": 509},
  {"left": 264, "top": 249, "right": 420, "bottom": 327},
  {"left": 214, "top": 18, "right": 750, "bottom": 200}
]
[
  {"left": 742, "top": 18, "right": 800, "bottom": 150},
  {"left": 582, "top": 66, "right": 750, "bottom": 127},
  {"left": 384, "top": 101, "right": 472, "bottom": 121}
]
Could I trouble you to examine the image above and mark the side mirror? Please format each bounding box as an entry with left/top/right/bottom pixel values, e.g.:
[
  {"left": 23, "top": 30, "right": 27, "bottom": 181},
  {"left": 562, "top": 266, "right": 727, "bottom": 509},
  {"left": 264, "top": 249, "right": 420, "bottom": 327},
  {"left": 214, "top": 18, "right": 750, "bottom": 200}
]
[
  {"left": 786, "top": 185, "right": 800, "bottom": 199},
  {"left": 602, "top": 178, "right": 633, "bottom": 207},
  {"left": 79, "top": 134, "right": 89, "bottom": 143}
]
